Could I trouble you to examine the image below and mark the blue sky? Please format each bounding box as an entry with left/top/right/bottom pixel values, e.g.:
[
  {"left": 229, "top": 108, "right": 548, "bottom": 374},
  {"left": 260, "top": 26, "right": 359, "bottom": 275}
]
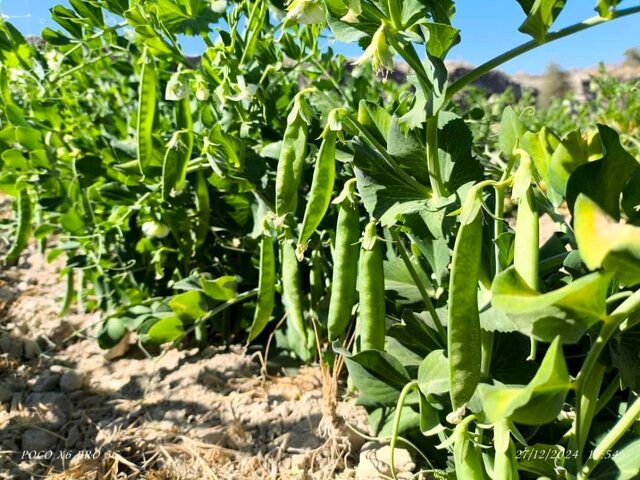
[{"left": 1, "top": 0, "right": 638, "bottom": 74}]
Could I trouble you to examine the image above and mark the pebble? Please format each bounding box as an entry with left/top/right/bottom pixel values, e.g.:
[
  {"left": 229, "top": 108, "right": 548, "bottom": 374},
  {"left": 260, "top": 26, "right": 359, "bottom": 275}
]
[
  {"left": 65, "top": 424, "right": 81, "bottom": 448},
  {"left": 32, "top": 373, "right": 60, "bottom": 392},
  {"left": 23, "top": 338, "right": 41, "bottom": 359},
  {"left": 0, "top": 334, "right": 23, "bottom": 359},
  {"left": 0, "top": 381, "right": 12, "bottom": 403},
  {"left": 355, "top": 442, "right": 415, "bottom": 480},
  {"left": 21, "top": 429, "right": 57, "bottom": 451},
  {"left": 291, "top": 453, "right": 309, "bottom": 471},
  {"left": 59, "top": 370, "right": 84, "bottom": 392}
]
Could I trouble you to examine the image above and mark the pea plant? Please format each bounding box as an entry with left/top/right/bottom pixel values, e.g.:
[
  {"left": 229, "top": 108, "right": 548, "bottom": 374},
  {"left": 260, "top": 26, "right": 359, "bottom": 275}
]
[{"left": 1, "top": 0, "right": 640, "bottom": 478}]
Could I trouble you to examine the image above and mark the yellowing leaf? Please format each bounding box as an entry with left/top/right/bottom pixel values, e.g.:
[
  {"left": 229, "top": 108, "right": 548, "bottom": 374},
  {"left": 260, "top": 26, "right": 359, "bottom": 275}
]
[{"left": 574, "top": 194, "right": 640, "bottom": 286}]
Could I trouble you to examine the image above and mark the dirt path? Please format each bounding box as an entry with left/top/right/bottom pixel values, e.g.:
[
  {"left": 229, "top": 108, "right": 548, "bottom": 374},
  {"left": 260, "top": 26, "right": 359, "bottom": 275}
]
[{"left": 0, "top": 240, "right": 371, "bottom": 479}]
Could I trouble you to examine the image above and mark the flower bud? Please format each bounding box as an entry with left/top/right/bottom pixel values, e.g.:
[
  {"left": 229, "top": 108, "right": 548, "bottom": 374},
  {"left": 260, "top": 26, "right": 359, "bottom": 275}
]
[{"left": 353, "top": 24, "right": 394, "bottom": 74}]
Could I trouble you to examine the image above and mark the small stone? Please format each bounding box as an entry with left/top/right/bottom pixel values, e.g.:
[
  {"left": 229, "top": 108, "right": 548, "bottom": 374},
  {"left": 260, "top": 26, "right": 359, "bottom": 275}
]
[
  {"left": 0, "top": 381, "right": 12, "bottom": 403},
  {"left": 23, "top": 338, "right": 41, "bottom": 359},
  {"left": 21, "top": 429, "right": 57, "bottom": 451},
  {"left": 194, "top": 426, "right": 227, "bottom": 445},
  {"left": 59, "top": 370, "right": 84, "bottom": 392},
  {"left": 0, "top": 334, "right": 23, "bottom": 359},
  {"left": 65, "top": 424, "right": 81, "bottom": 448},
  {"left": 13, "top": 377, "right": 26, "bottom": 390},
  {"left": 291, "top": 453, "right": 308, "bottom": 471},
  {"left": 356, "top": 442, "right": 415, "bottom": 480},
  {"left": 32, "top": 373, "right": 60, "bottom": 392}
]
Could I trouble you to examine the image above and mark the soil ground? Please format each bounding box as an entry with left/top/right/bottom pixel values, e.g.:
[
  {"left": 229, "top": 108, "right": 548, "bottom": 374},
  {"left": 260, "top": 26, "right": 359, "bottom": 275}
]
[{"left": 0, "top": 222, "right": 370, "bottom": 479}]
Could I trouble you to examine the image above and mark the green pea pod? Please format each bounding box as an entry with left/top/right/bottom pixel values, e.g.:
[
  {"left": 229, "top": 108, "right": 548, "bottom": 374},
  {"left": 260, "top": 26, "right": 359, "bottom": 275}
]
[
  {"left": 281, "top": 235, "right": 308, "bottom": 347},
  {"left": 137, "top": 50, "right": 157, "bottom": 175},
  {"left": 448, "top": 210, "right": 483, "bottom": 410},
  {"left": 247, "top": 233, "right": 276, "bottom": 343},
  {"left": 297, "top": 129, "right": 337, "bottom": 253},
  {"left": 493, "top": 420, "right": 518, "bottom": 480},
  {"left": 162, "top": 131, "right": 192, "bottom": 201},
  {"left": 357, "top": 220, "right": 386, "bottom": 351},
  {"left": 453, "top": 416, "right": 485, "bottom": 479},
  {"left": 327, "top": 179, "right": 360, "bottom": 341},
  {"left": 513, "top": 151, "right": 539, "bottom": 359},
  {"left": 162, "top": 94, "right": 194, "bottom": 200},
  {"left": 514, "top": 186, "right": 539, "bottom": 290},
  {"left": 195, "top": 170, "right": 210, "bottom": 247},
  {"left": 275, "top": 93, "right": 312, "bottom": 218},
  {"left": 5, "top": 189, "right": 32, "bottom": 264}
]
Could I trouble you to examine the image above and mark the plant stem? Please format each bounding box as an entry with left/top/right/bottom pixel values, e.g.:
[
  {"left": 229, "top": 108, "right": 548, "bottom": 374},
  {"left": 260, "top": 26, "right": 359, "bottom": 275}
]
[
  {"left": 387, "top": 35, "right": 433, "bottom": 94},
  {"left": 580, "top": 396, "right": 640, "bottom": 478},
  {"left": 390, "top": 229, "right": 446, "bottom": 344},
  {"left": 387, "top": 0, "right": 403, "bottom": 30},
  {"left": 447, "top": 6, "right": 640, "bottom": 99},
  {"left": 426, "top": 114, "right": 446, "bottom": 198},
  {"left": 390, "top": 381, "right": 419, "bottom": 480},
  {"left": 595, "top": 375, "right": 621, "bottom": 416}
]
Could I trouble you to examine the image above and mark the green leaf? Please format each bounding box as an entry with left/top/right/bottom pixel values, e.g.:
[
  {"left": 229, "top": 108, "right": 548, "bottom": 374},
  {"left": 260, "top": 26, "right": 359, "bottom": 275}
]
[
  {"left": 417, "top": 349, "right": 449, "bottom": 397},
  {"left": 358, "top": 100, "right": 391, "bottom": 145},
  {"left": 490, "top": 267, "right": 611, "bottom": 343},
  {"left": 520, "top": 127, "right": 560, "bottom": 186},
  {"left": 479, "top": 337, "right": 570, "bottom": 425},
  {"left": 609, "top": 323, "right": 640, "bottom": 392},
  {"left": 15, "top": 126, "right": 44, "bottom": 151},
  {"left": 353, "top": 142, "right": 429, "bottom": 224},
  {"left": 384, "top": 255, "right": 431, "bottom": 304},
  {"left": 387, "top": 116, "right": 428, "bottom": 185},
  {"left": 622, "top": 170, "right": 640, "bottom": 224},
  {"left": 146, "top": 316, "right": 184, "bottom": 344},
  {"left": 438, "top": 112, "right": 483, "bottom": 192},
  {"left": 591, "top": 437, "right": 640, "bottom": 479},
  {"left": 566, "top": 125, "right": 639, "bottom": 219},
  {"left": 60, "top": 208, "right": 85, "bottom": 236},
  {"left": 516, "top": 0, "right": 567, "bottom": 43},
  {"left": 69, "top": 0, "right": 104, "bottom": 27},
  {"left": 168, "top": 291, "right": 207, "bottom": 321},
  {"left": 499, "top": 106, "right": 525, "bottom": 161},
  {"left": 98, "top": 317, "right": 127, "bottom": 349},
  {"left": 337, "top": 344, "right": 411, "bottom": 406},
  {"left": 201, "top": 275, "right": 238, "bottom": 301},
  {"left": 595, "top": 0, "right": 620, "bottom": 18},
  {"left": 548, "top": 129, "right": 602, "bottom": 196},
  {"left": 424, "top": 23, "right": 460, "bottom": 59},
  {"left": 51, "top": 5, "right": 84, "bottom": 38},
  {"left": 575, "top": 194, "right": 640, "bottom": 286}
]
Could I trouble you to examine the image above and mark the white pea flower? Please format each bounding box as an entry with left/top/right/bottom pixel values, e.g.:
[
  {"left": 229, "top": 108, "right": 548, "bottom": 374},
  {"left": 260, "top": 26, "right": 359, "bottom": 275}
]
[
  {"left": 165, "top": 73, "right": 189, "bottom": 101},
  {"left": 45, "top": 50, "right": 64, "bottom": 71},
  {"left": 229, "top": 75, "right": 257, "bottom": 103},
  {"left": 341, "top": 0, "right": 362, "bottom": 23},
  {"left": 210, "top": 0, "right": 227, "bottom": 13},
  {"left": 142, "top": 221, "right": 170, "bottom": 239},
  {"left": 286, "top": 0, "right": 324, "bottom": 25}
]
